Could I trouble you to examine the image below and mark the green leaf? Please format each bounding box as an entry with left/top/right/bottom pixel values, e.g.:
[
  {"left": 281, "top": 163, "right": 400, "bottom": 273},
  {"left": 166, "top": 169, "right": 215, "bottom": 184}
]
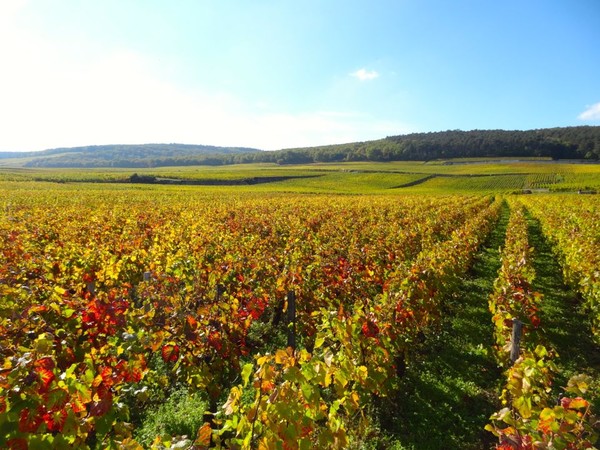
[
  {"left": 313, "top": 336, "right": 325, "bottom": 349},
  {"left": 95, "top": 410, "right": 116, "bottom": 436},
  {"left": 241, "top": 363, "right": 253, "bottom": 387},
  {"left": 53, "top": 286, "right": 67, "bottom": 296},
  {"left": 301, "top": 381, "right": 316, "bottom": 401},
  {"left": 299, "top": 438, "right": 312, "bottom": 450},
  {"left": 539, "top": 407, "right": 554, "bottom": 420},
  {"left": 34, "top": 334, "right": 53, "bottom": 353},
  {"left": 514, "top": 396, "right": 532, "bottom": 419},
  {"left": 301, "top": 363, "right": 317, "bottom": 381}
]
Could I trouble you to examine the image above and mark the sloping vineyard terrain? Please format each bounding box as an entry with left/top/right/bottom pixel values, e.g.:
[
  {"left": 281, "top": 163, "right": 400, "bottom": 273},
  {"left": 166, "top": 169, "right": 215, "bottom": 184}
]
[{"left": 1, "top": 176, "right": 599, "bottom": 449}]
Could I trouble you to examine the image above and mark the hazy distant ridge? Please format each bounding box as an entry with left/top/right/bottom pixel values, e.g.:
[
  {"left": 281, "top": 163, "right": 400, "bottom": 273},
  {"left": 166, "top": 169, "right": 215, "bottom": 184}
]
[{"left": 0, "top": 143, "right": 261, "bottom": 168}]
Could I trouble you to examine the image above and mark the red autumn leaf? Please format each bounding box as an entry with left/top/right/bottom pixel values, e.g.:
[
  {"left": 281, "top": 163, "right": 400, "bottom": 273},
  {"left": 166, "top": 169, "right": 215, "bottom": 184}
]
[
  {"left": 195, "top": 422, "right": 213, "bottom": 448},
  {"left": 99, "top": 365, "right": 114, "bottom": 384},
  {"left": 115, "top": 360, "right": 130, "bottom": 383},
  {"left": 260, "top": 380, "right": 275, "bottom": 393},
  {"left": 361, "top": 320, "right": 379, "bottom": 338},
  {"left": 208, "top": 331, "right": 222, "bottom": 351},
  {"left": 34, "top": 357, "right": 55, "bottom": 392},
  {"left": 35, "top": 357, "right": 55, "bottom": 371},
  {"left": 18, "top": 407, "right": 44, "bottom": 433},
  {"left": 561, "top": 397, "right": 572, "bottom": 409},
  {"left": 184, "top": 316, "right": 198, "bottom": 340},
  {"left": 69, "top": 393, "right": 88, "bottom": 414},
  {"left": 83, "top": 272, "right": 95, "bottom": 283},
  {"left": 247, "top": 297, "right": 267, "bottom": 320},
  {"left": 538, "top": 416, "right": 554, "bottom": 434},
  {"left": 6, "top": 438, "right": 28, "bottom": 450},
  {"left": 89, "top": 388, "right": 113, "bottom": 417},
  {"left": 129, "top": 366, "right": 144, "bottom": 383},
  {"left": 28, "top": 305, "right": 49, "bottom": 314},
  {"left": 114, "top": 359, "right": 144, "bottom": 383},
  {"left": 43, "top": 408, "right": 67, "bottom": 432},
  {"left": 161, "top": 344, "right": 179, "bottom": 363},
  {"left": 92, "top": 366, "right": 114, "bottom": 388},
  {"left": 300, "top": 425, "right": 313, "bottom": 438}
]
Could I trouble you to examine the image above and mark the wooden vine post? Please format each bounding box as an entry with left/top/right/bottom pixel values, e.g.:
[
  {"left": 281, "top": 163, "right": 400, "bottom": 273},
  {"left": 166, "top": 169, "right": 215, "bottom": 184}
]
[
  {"left": 510, "top": 318, "right": 523, "bottom": 364},
  {"left": 287, "top": 290, "right": 296, "bottom": 350}
]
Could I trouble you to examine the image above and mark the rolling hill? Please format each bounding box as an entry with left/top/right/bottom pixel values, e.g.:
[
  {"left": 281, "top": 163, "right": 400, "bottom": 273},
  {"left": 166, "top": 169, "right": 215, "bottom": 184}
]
[
  {"left": 1, "top": 126, "right": 599, "bottom": 168},
  {"left": 0, "top": 143, "right": 261, "bottom": 168}
]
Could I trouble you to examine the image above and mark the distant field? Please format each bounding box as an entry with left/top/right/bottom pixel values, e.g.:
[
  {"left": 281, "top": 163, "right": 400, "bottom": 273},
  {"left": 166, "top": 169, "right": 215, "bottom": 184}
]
[{"left": 1, "top": 159, "right": 598, "bottom": 193}]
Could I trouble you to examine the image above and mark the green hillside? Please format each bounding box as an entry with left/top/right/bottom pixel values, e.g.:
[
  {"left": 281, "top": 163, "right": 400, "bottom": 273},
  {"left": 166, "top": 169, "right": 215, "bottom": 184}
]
[
  {"left": 1, "top": 126, "right": 599, "bottom": 168},
  {"left": 1, "top": 159, "right": 599, "bottom": 194},
  {"left": 0, "top": 143, "right": 260, "bottom": 168}
]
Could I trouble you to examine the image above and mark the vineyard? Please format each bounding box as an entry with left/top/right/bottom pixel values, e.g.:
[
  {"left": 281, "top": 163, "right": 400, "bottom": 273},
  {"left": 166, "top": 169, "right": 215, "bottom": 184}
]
[
  {"left": 2, "top": 159, "right": 600, "bottom": 194},
  {"left": 0, "top": 165, "right": 599, "bottom": 449}
]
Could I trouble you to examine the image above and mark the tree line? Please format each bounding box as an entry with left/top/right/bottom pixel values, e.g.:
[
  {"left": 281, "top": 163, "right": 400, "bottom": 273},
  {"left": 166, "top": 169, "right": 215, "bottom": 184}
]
[
  {"left": 254, "top": 126, "right": 600, "bottom": 165},
  {"left": 7, "top": 126, "right": 600, "bottom": 168}
]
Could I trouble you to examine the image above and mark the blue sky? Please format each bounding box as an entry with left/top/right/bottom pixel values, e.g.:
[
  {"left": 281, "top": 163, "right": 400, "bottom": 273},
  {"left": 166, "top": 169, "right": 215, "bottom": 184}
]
[{"left": 1, "top": 0, "right": 599, "bottom": 152}]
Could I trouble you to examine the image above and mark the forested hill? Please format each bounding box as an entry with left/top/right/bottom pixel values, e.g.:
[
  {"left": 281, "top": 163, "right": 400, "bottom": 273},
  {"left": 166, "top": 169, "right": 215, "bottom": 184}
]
[
  {"left": 245, "top": 126, "right": 600, "bottom": 165},
  {"left": 1, "top": 126, "right": 599, "bottom": 168},
  {"left": 0, "top": 144, "right": 260, "bottom": 168},
  {"left": 387, "top": 126, "right": 600, "bottom": 160}
]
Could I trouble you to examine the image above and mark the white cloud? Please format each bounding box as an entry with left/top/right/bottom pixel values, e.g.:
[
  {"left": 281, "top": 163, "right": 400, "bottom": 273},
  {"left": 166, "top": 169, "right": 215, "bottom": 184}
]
[
  {"left": 350, "top": 68, "right": 380, "bottom": 81},
  {"left": 578, "top": 102, "right": 600, "bottom": 121}
]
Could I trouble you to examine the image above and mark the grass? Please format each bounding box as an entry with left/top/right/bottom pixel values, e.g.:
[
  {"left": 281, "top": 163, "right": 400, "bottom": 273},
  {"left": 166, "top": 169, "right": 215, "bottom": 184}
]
[
  {"left": 368, "top": 202, "right": 510, "bottom": 449},
  {"left": 526, "top": 213, "right": 600, "bottom": 410},
  {"left": 134, "top": 387, "right": 208, "bottom": 447},
  {"left": 374, "top": 200, "right": 600, "bottom": 448}
]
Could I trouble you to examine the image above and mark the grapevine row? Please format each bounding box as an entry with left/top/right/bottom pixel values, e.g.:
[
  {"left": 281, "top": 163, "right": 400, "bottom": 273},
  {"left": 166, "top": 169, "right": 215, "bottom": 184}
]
[
  {"left": 518, "top": 195, "right": 600, "bottom": 343},
  {"left": 488, "top": 203, "right": 541, "bottom": 365},
  {"left": 486, "top": 201, "right": 597, "bottom": 449},
  {"left": 217, "top": 198, "right": 502, "bottom": 448}
]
